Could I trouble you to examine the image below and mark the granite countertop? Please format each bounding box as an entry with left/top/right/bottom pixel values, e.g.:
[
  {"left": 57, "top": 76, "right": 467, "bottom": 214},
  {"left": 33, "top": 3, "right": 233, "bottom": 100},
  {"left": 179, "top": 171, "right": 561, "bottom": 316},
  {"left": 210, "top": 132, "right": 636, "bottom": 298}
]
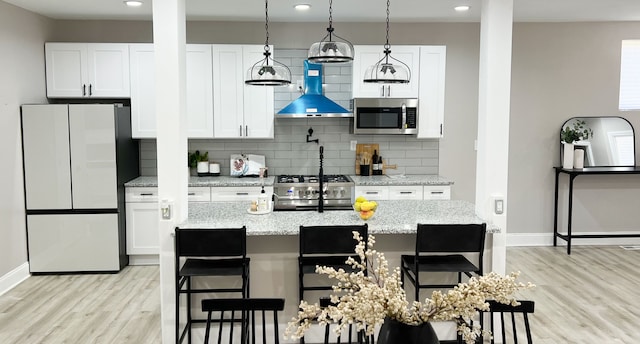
[
  {"left": 125, "top": 176, "right": 275, "bottom": 187},
  {"left": 350, "top": 175, "right": 453, "bottom": 186},
  {"left": 180, "top": 200, "right": 498, "bottom": 235}
]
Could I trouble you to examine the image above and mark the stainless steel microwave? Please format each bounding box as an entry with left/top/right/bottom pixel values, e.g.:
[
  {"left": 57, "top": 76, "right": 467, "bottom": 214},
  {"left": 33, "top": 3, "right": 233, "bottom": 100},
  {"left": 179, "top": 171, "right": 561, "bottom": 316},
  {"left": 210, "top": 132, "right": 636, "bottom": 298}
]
[{"left": 352, "top": 98, "right": 418, "bottom": 135}]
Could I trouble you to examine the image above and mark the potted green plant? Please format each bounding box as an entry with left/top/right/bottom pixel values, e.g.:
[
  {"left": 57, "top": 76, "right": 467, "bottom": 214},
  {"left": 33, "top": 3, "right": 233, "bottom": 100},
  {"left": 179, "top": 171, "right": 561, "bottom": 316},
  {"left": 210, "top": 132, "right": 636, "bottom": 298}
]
[
  {"left": 188, "top": 150, "right": 209, "bottom": 175},
  {"left": 561, "top": 120, "right": 593, "bottom": 169}
]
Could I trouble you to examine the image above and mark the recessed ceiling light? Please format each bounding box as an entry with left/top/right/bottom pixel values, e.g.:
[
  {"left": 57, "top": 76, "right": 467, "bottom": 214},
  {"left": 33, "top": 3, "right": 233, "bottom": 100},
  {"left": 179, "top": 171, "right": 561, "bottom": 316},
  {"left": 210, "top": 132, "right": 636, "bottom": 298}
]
[
  {"left": 294, "top": 4, "right": 311, "bottom": 11},
  {"left": 124, "top": 0, "right": 143, "bottom": 7},
  {"left": 454, "top": 5, "right": 470, "bottom": 12}
]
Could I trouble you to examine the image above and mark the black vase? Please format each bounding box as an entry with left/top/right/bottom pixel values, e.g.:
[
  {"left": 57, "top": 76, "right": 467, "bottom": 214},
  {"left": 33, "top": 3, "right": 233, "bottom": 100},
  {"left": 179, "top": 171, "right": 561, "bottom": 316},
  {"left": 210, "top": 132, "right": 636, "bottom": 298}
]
[{"left": 376, "top": 318, "right": 440, "bottom": 344}]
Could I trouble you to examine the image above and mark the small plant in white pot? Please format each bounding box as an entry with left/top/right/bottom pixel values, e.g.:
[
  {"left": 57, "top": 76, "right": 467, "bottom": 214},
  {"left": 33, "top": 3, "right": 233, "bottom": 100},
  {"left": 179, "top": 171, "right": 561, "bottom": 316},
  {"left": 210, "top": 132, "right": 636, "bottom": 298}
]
[
  {"left": 561, "top": 120, "right": 593, "bottom": 169},
  {"left": 188, "top": 150, "right": 209, "bottom": 175}
]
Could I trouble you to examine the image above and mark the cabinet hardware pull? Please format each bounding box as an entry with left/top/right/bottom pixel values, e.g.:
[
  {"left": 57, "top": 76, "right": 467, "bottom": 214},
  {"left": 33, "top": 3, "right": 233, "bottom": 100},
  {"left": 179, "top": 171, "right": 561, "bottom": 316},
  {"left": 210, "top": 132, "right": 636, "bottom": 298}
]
[
  {"left": 239, "top": 125, "right": 242, "bottom": 136},
  {"left": 440, "top": 124, "right": 443, "bottom": 135},
  {"left": 82, "top": 84, "right": 86, "bottom": 96},
  {"left": 89, "top": 84, "right": 92, "bottom": 96},
  {"left": 236, "top": 192, "right": 249, "bottom": 195},
  {"left": 400, "top": 191, "right": 412, "bottom": 194},
  {"left": 140, "top": 193, "right": 154, "bottom": 196},
  {"left": 380, "top": 86, "right": 384, "bottom": 97},
  {"left": 188, "top": 193, "right": 196, "bottom": 196},
  {"left": 365, "top": 191, "right": 378, "bottom": 194},
  {"left": 431, "top": 191, "right": 444, "bottom": 194},
  {"left": 245, "top": 125, "right": 248, "bottom": 137}
]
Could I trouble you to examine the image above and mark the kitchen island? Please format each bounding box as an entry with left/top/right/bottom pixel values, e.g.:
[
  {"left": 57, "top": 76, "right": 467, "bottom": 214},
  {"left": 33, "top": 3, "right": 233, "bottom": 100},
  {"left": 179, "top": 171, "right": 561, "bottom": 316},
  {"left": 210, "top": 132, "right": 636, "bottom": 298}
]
[{"left": 178, "top": 200, "right": 495, "bottom": 343}]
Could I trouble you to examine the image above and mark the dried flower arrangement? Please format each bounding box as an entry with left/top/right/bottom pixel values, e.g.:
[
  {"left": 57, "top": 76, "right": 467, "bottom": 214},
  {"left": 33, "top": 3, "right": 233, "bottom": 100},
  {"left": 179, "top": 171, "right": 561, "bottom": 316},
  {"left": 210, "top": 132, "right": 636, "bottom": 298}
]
[{"left": 285, "top": 232, "right": 534, "bottom": 343}]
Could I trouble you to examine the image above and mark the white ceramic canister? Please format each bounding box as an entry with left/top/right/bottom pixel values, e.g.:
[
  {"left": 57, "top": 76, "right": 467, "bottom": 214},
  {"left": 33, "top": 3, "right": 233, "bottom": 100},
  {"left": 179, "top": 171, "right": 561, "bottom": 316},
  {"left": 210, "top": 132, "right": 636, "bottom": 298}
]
[
  {"left": 197, "top": 161, "right": 209, "bottom": 173},
  {"left": 209, "top": 163, "right": 220, "bottom": 174}
]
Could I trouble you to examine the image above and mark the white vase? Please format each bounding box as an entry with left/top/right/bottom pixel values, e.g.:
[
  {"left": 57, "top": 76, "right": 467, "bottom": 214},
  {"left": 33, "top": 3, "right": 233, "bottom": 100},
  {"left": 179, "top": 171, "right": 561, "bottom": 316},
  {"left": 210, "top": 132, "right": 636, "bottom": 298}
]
[
  {"left": 574, "top": 148, "right": 584, "bottom": 169},
  {"left": 562, "top": 142, "right": 574, "bottom": 169}
]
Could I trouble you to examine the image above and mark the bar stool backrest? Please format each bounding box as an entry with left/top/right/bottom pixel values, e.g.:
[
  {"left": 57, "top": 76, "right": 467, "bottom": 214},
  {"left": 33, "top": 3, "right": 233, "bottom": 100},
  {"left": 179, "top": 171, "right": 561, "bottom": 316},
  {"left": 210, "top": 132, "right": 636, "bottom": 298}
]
[
  {"left": 176, "top": 227, "right": 247, "bottom": 258},
  {"left": 299, "top": 224, "right": 368, "bottom": 255},
  {"left": 416, "top": 223, "right": 486, "bottom": 253}
]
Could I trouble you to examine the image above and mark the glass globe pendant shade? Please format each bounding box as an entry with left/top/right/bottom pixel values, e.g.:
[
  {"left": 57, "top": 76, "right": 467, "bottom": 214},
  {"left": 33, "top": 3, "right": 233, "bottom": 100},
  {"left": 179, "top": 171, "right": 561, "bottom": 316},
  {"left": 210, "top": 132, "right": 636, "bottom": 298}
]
[
  {"left": 308, "top": 28, "right": 354, "bottom": 63},
  {"left": 245, "top": 49, "right": 291, "bottom": 86},
  {"left": 363, "top": 49, "right": 410, "bottom": 84}
]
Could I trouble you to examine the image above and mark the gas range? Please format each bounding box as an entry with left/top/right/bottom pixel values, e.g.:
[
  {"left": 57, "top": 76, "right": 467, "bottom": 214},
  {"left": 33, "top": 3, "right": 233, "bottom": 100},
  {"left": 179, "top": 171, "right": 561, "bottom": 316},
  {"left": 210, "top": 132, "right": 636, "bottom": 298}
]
[{"left": 273, "top": 174, "right": 354, "bottom": 211}]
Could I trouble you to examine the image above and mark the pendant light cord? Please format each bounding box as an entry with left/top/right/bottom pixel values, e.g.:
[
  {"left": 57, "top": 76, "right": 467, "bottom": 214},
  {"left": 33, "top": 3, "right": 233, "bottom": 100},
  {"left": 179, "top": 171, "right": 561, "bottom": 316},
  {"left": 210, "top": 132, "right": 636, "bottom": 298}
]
[
  {"left": 385, "top": 0, "right": 390, "bottom": 49},
  {"left": 327, "top": 0, "right": 334, "bottom": 39},
  {"left": 264, "top": 0, "right": 271, "bottom": 54}
]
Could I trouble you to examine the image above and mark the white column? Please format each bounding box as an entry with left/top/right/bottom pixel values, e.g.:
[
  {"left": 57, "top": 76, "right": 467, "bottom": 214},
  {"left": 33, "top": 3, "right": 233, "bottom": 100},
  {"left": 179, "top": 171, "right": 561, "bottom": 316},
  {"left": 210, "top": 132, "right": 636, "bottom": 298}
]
[
  {"left": 475, "top": 0, "right": 513, "bottom": 275},
  {"left": 152, "top": 0, "right": 188, "bottom": 343}
]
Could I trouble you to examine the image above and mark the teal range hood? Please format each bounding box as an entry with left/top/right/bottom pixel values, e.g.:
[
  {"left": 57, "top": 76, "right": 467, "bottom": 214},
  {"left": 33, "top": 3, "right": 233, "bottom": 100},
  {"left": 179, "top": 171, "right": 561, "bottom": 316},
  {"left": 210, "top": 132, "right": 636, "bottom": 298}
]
[{"left": 277, "top": 60, "right": 352, "bottom": 118}]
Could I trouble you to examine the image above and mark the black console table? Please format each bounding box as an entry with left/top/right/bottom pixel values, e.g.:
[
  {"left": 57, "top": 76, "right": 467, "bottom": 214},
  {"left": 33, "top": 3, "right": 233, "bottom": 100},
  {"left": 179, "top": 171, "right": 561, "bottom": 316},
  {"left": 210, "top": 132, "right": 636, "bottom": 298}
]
[{"left": 553, "top": 166, "right": 640, "bottom": 254}]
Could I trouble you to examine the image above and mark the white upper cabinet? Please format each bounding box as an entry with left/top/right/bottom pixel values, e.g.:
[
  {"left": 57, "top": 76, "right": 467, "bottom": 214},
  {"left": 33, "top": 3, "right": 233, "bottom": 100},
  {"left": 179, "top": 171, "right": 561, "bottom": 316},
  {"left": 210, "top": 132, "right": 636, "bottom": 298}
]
[
  {"left": 186, "top": 45, "right": 214, "bottom": 138},
  {"left": 212, "top": 44, "right": 274, "bottom": 139},
  {"left": 129, "top": 44, "right": 215, "bottom": 139},
  {"left": 129, "top": 44, "right": 156, "bottom": 138},
  {"left": 352, "top": 45, "right": 420, "bottom": 98},
  {"left": 45, "top": 43, "right": 130, "bottom": 98},
  {"left": 417, "top": 46, "right": 447, "bottom": 138}
]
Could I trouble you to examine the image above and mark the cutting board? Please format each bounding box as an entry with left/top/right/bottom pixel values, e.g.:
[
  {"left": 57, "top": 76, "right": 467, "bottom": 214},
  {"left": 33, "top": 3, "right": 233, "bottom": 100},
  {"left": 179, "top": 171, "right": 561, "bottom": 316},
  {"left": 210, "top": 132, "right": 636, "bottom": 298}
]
[{"left": 355, "top": 143, "right": 379, "bottom": 175}]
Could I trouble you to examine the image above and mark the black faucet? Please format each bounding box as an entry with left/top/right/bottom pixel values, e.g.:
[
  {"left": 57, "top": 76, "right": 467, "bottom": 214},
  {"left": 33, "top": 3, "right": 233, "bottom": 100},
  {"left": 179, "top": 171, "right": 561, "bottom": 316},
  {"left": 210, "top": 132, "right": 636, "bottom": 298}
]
[{"left": 318, "top": 145, "right": 324, "bottom": 213}]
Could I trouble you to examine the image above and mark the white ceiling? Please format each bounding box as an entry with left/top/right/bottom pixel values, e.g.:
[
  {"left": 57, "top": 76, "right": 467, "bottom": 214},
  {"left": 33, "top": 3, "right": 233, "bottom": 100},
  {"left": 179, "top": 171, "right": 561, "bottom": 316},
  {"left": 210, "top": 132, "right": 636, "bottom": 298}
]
[{"left": 4, "top": 0, "right": 640, "bottom": 22}]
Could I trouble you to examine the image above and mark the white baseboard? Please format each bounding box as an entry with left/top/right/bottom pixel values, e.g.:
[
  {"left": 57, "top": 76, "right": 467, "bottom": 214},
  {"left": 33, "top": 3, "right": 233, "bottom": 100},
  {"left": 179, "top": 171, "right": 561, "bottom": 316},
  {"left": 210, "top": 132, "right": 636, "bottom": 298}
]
[
  {"left": 0, "top": 262, "right": 30, "bottom": 296},
  {"left": 129, "top": 254, "right": 159, "bottom": 266},
  {"left": 507, "top": 232, "right": 640, "bottom": 247}
]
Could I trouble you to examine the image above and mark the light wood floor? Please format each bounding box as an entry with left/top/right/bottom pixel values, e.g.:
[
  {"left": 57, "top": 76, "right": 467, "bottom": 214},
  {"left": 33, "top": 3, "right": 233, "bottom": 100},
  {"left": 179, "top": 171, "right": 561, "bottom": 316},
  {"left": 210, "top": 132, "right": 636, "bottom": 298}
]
[{"left": 1, "top": 246, "right": 639, "bottom": 343}]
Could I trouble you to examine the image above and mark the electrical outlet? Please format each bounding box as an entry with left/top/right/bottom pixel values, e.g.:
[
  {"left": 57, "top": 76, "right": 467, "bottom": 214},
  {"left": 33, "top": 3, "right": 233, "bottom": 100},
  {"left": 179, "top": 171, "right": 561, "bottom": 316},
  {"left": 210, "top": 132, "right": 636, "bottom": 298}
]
[
  {"left": 350, "top": 140, "right": 357, "bottom": 151},
  {"left": 160, "top": 199, "right": 172, "bottom": 220}
]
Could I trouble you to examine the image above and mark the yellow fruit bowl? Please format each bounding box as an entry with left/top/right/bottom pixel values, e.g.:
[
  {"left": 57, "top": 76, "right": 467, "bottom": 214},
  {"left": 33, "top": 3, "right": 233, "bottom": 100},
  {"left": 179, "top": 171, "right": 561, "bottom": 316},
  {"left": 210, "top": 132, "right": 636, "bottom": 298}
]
[{"left": 353, "top": 198, "right": 378, "bottom": 221}]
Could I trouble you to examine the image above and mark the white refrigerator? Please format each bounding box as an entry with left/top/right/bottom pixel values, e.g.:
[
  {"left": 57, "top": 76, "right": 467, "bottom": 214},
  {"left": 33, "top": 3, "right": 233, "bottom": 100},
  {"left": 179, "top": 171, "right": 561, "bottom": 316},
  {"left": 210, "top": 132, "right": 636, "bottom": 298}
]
[{"left": 21, "top": 104, "right": 139, "bottom": 273}]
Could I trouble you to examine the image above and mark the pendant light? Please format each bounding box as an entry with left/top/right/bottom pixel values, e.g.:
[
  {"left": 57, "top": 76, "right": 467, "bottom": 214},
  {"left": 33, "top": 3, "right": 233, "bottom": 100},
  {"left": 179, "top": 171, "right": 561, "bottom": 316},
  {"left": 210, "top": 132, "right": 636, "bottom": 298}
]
[
  {"left": 363, "top": 0, "right": 410, "bottom": 84},
  {"left": 308, "top": 0, "right": 354, "bottom": 63},
  {"left": 245, "top": 0, "right": 291, "bottom": 86}
]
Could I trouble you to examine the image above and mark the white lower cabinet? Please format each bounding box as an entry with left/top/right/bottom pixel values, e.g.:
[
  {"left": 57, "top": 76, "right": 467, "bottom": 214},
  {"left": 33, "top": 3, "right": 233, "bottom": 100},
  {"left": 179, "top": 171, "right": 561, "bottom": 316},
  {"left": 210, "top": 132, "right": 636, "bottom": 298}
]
[
  {"left": 388, "top": 186, "right": 424, "bottom": 200},
  {"left": 355, "top": 185, "right": 450, "bottom": 200},
  {"left": 353, "top": 186, "right": 389, "bottom": 201},
  {"left": 423, "top": 185, "right": 451, "bottom": 200},
  {"left": 211, "top": 186, "right": 274, "bottom": 201},
  {"left": 125, "top": 186, "right": 211, "bottom": 265}
]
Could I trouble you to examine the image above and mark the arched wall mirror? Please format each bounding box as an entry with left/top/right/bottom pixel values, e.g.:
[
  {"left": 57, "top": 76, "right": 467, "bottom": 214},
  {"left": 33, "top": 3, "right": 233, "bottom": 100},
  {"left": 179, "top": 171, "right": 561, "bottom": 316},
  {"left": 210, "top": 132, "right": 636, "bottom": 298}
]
[{"left": 560, "top": 116, "right": 636, "bottom": 167}]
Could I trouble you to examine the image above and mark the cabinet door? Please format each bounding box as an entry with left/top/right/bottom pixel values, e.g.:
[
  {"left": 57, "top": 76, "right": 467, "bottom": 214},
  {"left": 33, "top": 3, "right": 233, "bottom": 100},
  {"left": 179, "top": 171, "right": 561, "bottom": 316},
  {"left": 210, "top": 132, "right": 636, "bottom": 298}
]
[
  {"left": 68, "top": 104, "right": 118, "bottom": 209},
  {"left": 212, "top": 45, "right": 244, "bottom": 138},
  {"left": 129, "top": 44, "right": 157, "bottom": 138},
  {"left": 125, "top": 203, "right": 159, "bottom": 255},
  {"left": 354, "top": 186, "right": 389, "bottom": 200},
  {"left": 388, "top": 185, "right": 424, "bottom": 200},
  {"left": 242, "top": 45, "right": 275, "bottom": 138},
  {"left": 423, "top": 185, "right": 451, "bottom": 200},
  {"left": 211, "top": 186, "right": 273, "bottom": 201},
  {"left": 352, "top": 45, "right": 420, "bottom": 98},
  {"left": 186, "top": 44, "right": 214, "bottom": 138},
  {"left": 417, "top": 46, "right": 447, "bottom": 138},
  {"left": 21, "top": 104, "right": 72, "bottom": 209},
  {"left": 87, "top": 43, "right": 130, "bottom": 98},
  {"left": 45, "top": 43, "right": 87, "bottom": 98}
]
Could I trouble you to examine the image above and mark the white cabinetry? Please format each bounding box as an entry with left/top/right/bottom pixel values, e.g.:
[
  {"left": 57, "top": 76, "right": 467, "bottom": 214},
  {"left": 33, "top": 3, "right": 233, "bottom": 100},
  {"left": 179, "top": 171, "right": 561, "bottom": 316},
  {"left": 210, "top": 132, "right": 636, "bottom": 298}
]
[
  {"left": 388, "top": 185, "right": 424, "bottom": 200},
  {"left": 417, "top": 46, "right": 447, "bottom": 138},
  {"left": 423, "top": 185, "right": 451, "bottom": 200},
  {"left": 212, "top": 44, "right": 275, "bottom": 138},
  {"left": 354, "top": 186, "right": 389, "bottom": 201},
  {"left": 355, "top": 185, "right": 450, "bottom": 200},
  {"left": 211, "top": 186, "right": 274, "bottom": 202},
  {"left": 45, "top": 43, "right": 130, "bottom": 98},
  {"left": 125, "top": 186, "right": 211, "bottom": 265},
  {"left": 129, "top": 44, "right": 215, "bottom": 138},
  {"left": 129, "top": 44, "right": 156, "bottom": 138},
  {"left": 352, "top": 45, "right": 420, "bottom": 98}
]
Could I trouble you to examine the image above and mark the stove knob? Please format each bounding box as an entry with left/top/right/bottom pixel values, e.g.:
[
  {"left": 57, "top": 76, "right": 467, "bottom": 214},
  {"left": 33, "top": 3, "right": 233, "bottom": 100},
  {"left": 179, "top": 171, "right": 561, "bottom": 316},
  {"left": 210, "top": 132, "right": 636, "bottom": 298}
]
[{"left": 298, "top": 190, "right": 304, "bottom": 198}]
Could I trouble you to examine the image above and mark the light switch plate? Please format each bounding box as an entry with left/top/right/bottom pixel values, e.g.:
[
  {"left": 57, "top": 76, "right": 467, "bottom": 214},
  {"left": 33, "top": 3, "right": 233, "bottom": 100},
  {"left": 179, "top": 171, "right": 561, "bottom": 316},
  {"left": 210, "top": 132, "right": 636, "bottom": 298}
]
[
  {"left": 495, "top": 199, "right": 504, "bottom": 214},
  {"left": 350, "top": 140, "right": 357, "bottom": 151}
]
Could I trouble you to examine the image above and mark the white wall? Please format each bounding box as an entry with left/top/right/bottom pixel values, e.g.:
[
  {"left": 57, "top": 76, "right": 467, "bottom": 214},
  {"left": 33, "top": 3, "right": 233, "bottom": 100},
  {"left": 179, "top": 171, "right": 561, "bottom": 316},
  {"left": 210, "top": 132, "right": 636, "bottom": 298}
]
[{"left": 0, "top": 1, "right": 52, "bottom": 290}]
